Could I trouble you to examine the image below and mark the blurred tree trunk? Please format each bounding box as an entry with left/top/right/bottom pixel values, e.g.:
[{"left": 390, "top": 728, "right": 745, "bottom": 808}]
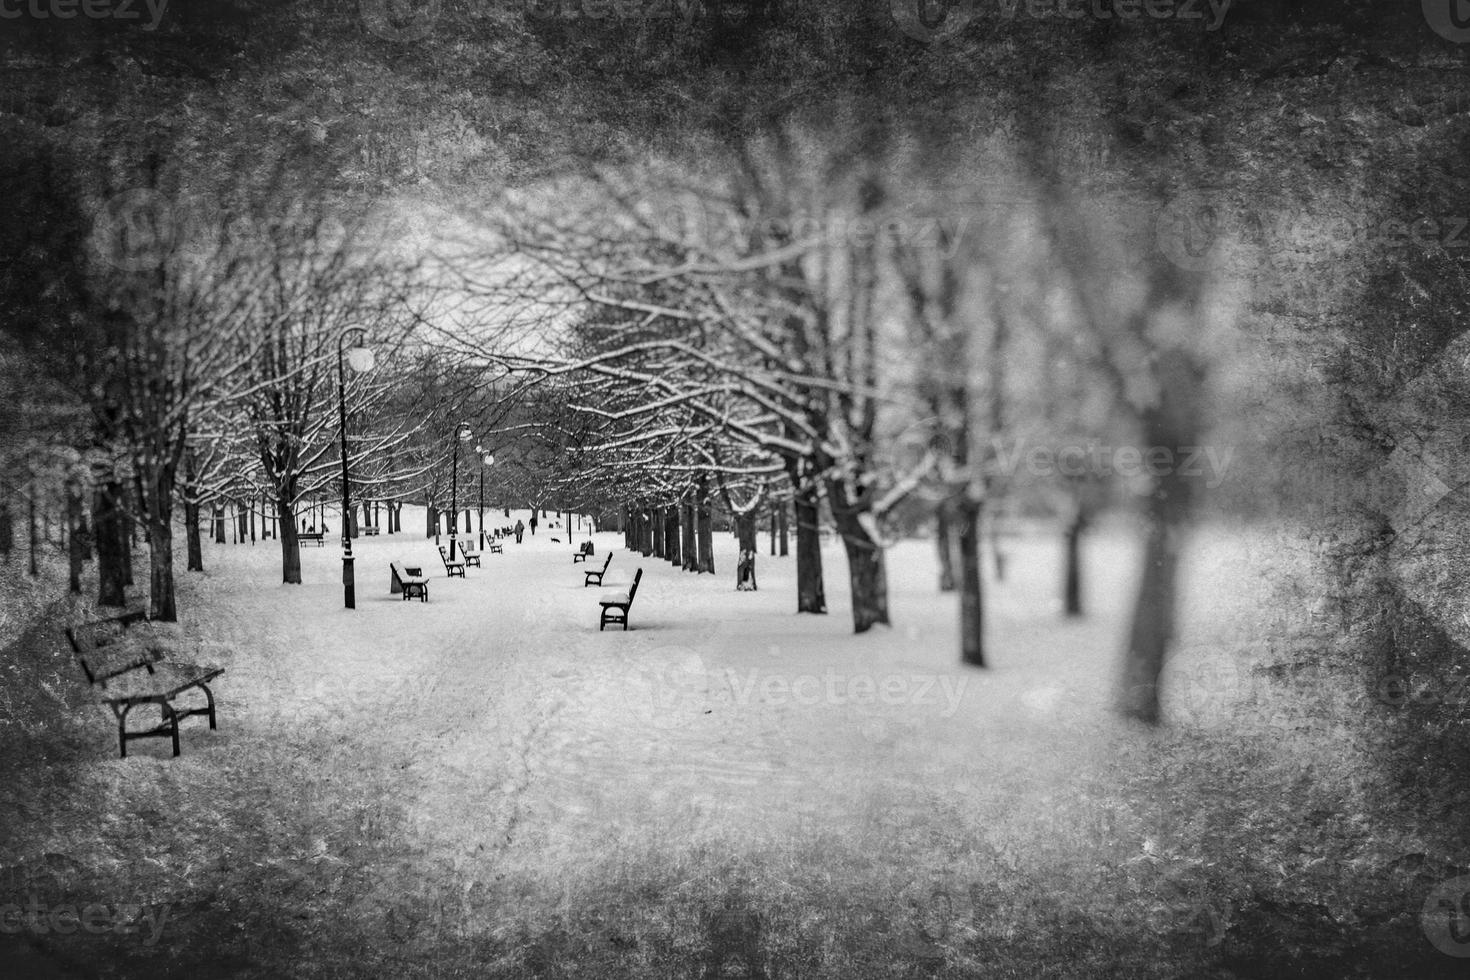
[
  {"left": 778, "top": 503, "right": 789, "bottom": 557},
  {"left": 141, "top": 470, "right": 178, "bottom": 622},
  {"left": 936, "top": 503, "right": 957, "bottom": 592},
  {"left": 1063, "top": 507, "right": 1088, "bottom": 617},
  {"left": 94, "top": 482, "right": 126, "bottom": 606},
  {"left": 28, "top": 490, "right": 38, "bottom": 577},
  {"left": 1116, "top": 350, "right": 1203, "bottom": 724},
  {"left": 957, "top": 499, "right": 984, "bottom": 666},
  {"left": 66, "top": 481, "right": 84, "bottom": 594},
  {"left": 120, "top": 506, "right": 133, "bottom": 585},
  {"left": 832, "top": 508, "right": 887, "bottom": 632}
]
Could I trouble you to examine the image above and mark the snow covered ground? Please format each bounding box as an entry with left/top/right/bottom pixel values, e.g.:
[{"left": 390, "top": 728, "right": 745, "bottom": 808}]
[
  {"left": 12, "top": 508, "right": 1380, "bottom": 977},
  {"left": 183, "top": 508, "right": 1278, "bottom": 878}
]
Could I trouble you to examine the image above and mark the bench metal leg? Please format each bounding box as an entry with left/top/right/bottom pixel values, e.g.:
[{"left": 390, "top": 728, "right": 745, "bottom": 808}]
[
  {"left": 116, "top": 699, "right": 180, "bottom": 758},
  {"left": 164, "top": 701, "right": 181, "bottom": 756}
]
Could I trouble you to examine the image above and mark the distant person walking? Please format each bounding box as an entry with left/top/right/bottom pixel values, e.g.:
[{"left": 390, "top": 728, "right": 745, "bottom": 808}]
[
  {"left": 529, "top": 513, "right": 538, "bottom": 536},
  {"left": 514, "top": 519, "right": 525, "bottom": 543}
]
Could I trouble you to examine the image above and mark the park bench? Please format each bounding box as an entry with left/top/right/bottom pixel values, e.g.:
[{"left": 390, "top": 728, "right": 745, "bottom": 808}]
[
  {"left": 66, "top": 613, "right": 223, "bottom": 758},
  {"left": 583, "top": 552, "right": 613, "bottom": 587},
  {"left": 438, "top": 545, "right": 466, "bottom": 578},
  {"left": 598, "top": 567, "right": 643, "bottom": 631},
  {"left": 572, "top": 540, "right": 594, "bottom": 563},
  {"left": 390, "top": 561, "right": 430, "bottom": 601},
  {"left": 362, "top": 524, "right": 381, "bottom": 536},
  {"left": 487, "top": 539, "right": 503, "bottom": 554},
  {"left": 299, "top": 531, "right": 325, "bottom": 546},
  {"left": 458, "top": 544, "right": 483, "bottom": 568}
]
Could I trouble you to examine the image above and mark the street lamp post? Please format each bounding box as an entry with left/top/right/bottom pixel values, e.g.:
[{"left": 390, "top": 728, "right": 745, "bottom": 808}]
[
  {"left": 475, "top": 446, "right": 494, "bottom": 549},
  {"left": 449, "top": 422, "right": 472, "bottom": 559},
  {"left": 337, "top": 327, "right": 376, "bottom": 609}
]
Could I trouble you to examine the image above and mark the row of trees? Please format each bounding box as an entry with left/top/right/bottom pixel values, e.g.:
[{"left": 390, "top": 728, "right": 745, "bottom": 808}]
[
  {"left": 429, "top": 91, "right": 1243, "bottom": 722},
  {"left": 0, "top": 130, "right": 573, "bottom": 622}
]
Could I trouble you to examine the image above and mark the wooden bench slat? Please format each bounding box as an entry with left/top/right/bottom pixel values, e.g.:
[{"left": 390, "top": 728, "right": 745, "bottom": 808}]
[{"left": 92, "top": 663, "right": 225, "bottom": 703}]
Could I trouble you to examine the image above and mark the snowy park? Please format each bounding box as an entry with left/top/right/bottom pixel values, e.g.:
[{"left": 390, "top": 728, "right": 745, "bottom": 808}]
[{"left": 6, "top": 3, "right": 1470, "bottom": 977}]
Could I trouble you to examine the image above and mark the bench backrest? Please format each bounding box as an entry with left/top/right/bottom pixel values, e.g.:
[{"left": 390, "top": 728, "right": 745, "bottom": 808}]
[
  {"left": 628, "top": 568, "right": 643, "bottom": 603},
  {"left": 66, "top": 611, "right": 152, "bottom": 685},
  {"left": 598, "top": 553, "right": 612, "bottom": 573}
]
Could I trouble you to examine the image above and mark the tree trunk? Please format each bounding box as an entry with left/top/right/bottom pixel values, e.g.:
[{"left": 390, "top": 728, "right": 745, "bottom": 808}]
[
  {"left": 1116, "top": 351, "right": 1202, "bottom": 724},
  {"left": 66, "top": 482, "right": 84, "bottom": 594},
  {"left": 426, "top": 503, "right": 438, "bottom": 539},
  {"left": 956, "top": 499, "right": 985, "bottom": 666},
  {"left": 832, "top": 510, "right": 888, "bottom": 633},
  {"left": 652, "top": 506, "right": 665, "bottom": 558},
  {"left": 682, "top": 503, "right": 696, "bottom": 571},
  {"left": 1117, "top": 470, "right": 1190, "bottom": 724},
  {"left": 640, "top": 509, "right": 655, "bottom": 557},
  {"left": 666, "top": 507, "right": 681, "bottom": 566},
  {"left": 936, "top": 503, "right": 957, "bottom": 592},
  {"left": 120, "top": 506, "right": 133, "bottom": 585},
  {"left": 145, "top": 481, "right": 178, "bottom": 622},
  {"left": 147, "top": 520, "right": 176, "bottom": 621},
  {"left": 277, "top": 494, "right": 302, "bottom": 585},
  {"left": 735, "top": 513, "right": 758, "bottom": 591},
  {"left": 0, "top": 500, "right": 11, "bottom": 559},
  {"left": 778, "top": 503, "right": 789, "bottom": 557},
  {"left": 1063, "top": 509, "right": 1087, "bottom": 617},
  {"left": 28, "top": 490, "right": 38, "bottom": 577},
  {"left": 94, "top": 483, "right": 126, "bottom": 606},
  {"left": 990, "top": 520, "right": 1007, "bottom": 582},
  {"left": 185, "top": 497, "right": 204, "bottom": 572},
  {"left": 696, "top": 497, "right": 715, "bottom": 575},
  {"left": 769, "top": 508, "right": 776, "bottom": 556},
  {"left": 793, "top": 487, "right": 825, "bottom": 613}
]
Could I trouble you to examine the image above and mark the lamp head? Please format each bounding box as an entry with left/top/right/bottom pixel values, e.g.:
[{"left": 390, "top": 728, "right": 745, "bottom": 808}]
[{"left": 345, "top": 346, "right": 376, "bottom": 373}]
